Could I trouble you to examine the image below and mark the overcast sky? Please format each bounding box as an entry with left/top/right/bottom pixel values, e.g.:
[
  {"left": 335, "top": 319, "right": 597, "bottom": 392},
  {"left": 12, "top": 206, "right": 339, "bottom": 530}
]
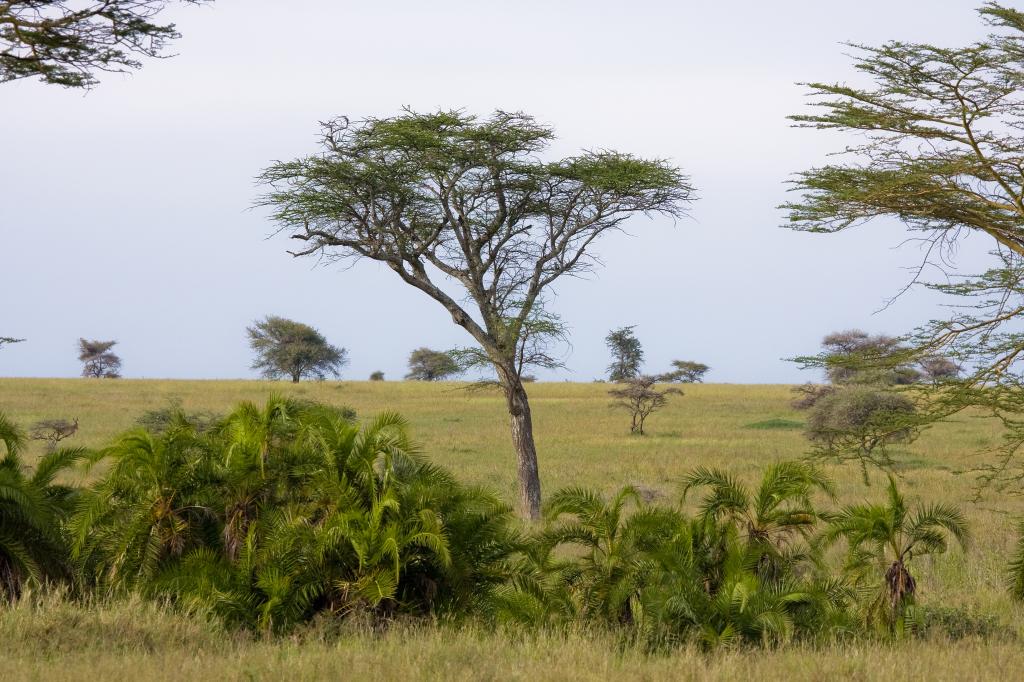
[{"left": 0, "top": 1, "right": 1003, "bottom": 383}]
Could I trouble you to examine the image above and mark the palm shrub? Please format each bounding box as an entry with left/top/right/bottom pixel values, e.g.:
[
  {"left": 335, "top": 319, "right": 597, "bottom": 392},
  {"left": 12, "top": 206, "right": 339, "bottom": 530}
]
[
  {"left": 537, "top": 474, "right": 856, "bottom": 649},
  {"left": 1008, "top": 521, "right": 1024, "bottom": 601},
  {"left": 540, "top": 485, "right": 685, "bottom": 626},
  {"left": 0, "top": 412, "right": 85, "bottom": 600},
  {"left": 73, "top": 397, "right": 520, "bottom": 633},
  {"left": 821, "top": 477, "right": 970, "bottom": 634},
  {"left": 639, "top": 520, "right": 855, "bottom": 649},
  {"left": 681, "top": 462, "right": 836, "bottom": 580},
  {"left": 70, "top": 416, "right": 219, "bottom": 592}
]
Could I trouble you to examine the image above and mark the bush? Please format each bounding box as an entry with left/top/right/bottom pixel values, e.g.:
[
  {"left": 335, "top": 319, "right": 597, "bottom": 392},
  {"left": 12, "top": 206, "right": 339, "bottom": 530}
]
[
  {"left": 71, "top": 396, "right": 514, "bottom": 633},
  {"left": 805, "top": 386, "right": 917, "bottom": 478},
  {"left": 135, "top": 400, "right": 221, "bottom": 434}
]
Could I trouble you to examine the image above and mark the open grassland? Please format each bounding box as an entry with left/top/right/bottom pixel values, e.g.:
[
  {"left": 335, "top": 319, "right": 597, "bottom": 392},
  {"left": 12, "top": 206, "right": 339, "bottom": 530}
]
[{"left": 3, "top": 378, "right": 1024, "bottom": 680}]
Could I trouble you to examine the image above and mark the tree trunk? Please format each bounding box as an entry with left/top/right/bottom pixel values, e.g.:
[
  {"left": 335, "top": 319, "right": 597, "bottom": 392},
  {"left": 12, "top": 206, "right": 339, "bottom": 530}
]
[{"left": 502, "top": 376, "right": 542, "bottom": 520}]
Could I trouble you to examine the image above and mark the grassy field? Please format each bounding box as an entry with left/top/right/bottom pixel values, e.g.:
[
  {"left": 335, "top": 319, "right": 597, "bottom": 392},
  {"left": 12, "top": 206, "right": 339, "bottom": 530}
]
[{"left": 3, "top": 378, "right": 1024, "bottom": 680}]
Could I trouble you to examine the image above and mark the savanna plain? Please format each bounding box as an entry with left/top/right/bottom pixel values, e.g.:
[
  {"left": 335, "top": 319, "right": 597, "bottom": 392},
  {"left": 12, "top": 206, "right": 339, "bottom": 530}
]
[{"left": 3, "top": 378, "right": 1024, "bottom": 681}]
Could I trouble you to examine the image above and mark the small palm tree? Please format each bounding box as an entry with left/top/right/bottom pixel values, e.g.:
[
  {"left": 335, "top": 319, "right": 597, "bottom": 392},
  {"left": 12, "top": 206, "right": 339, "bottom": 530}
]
[
  {"left": 0, "top": 412, "right": 85, "bottom": 599},
  {"left": 70, "top": 420, "right": 216, "bottom": 591},
  {"left": 1008, "top": 521, "right": 1024, "bottom": 601},
  {"left": 822, "top": 477, "right": 969, "bottom": 631},
  {"left": 147, "top": 399, "right": 475, "bottom": 632},
  {"left": 682, "top": 461, "right": 835, "bottom": 579},
  {"left": 541, "top": 485, "right": 685, "bottom": 624}
]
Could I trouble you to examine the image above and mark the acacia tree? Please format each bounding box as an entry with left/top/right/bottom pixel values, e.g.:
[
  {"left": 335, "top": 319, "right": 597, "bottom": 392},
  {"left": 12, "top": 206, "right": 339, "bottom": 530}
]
[
  {"left": 605, "top": 326, "right": 644, "bottom": 382},
  {"left": 784, "top": 3, "right": 1024, "bottom": 488},
  {"left": 0, "top": 1, "right": 210, "bottom": 88},
  {"left": 608, "top": 375, "right": 682, "bottom": 435},
  {"left": 0, "top": 337, "right": 23, "bottom": 349},
  {"left": 247, "top": 316, "right": 347, "bottom": 383},
  {"left": 660, "top": 359, "right": 710, "bottom": 383},
  {"left": 259, "top": 110, "right": 693, "bottom": 518},
  {"left": 78, "top": 339, "right": 121, "bottom": 378},
  {"left": 405, "top": 347, "right": 461, "bottom": 381}
]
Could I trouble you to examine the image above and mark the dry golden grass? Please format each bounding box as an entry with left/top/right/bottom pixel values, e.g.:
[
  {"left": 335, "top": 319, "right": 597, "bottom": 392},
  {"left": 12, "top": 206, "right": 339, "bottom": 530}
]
[{"left": 3, "top": 378, "right": 1024, "bottom": 679}]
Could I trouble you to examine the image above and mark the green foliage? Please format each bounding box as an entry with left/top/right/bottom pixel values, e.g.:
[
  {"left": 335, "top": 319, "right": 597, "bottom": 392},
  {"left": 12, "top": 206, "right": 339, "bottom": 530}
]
[
  {"left": 1007, "top": 520, "right": 1024, "bottom": 601},
  {"left": 247, "top": 316, "right": 348, "bottom": 383},
  {"left": 785, "top": 5, "right": 1024, "bottom": 492},
  {"left": 0, "top": 1, "right": 210, "bottom": 88},
  {"left": 68, "top": 397, "right": 516, "bottom": 632},
  {"left": 531, "top": 466, "right": 858, "bottom": 649}
]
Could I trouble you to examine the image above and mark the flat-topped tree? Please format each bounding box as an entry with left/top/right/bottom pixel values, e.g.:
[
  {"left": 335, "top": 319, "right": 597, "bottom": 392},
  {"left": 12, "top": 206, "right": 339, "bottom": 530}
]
[
  {"left": 78, "top": 339, "right": 121, "bottom": 378},
  {"left": 0, "top": 337, "right": 23, "bottom": 349},
  {"left": 259, "top": 109, "right": 693, "bottom": 519}
]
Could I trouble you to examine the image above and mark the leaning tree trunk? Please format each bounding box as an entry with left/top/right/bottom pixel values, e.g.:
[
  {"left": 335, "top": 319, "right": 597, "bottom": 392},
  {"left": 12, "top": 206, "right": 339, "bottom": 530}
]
[{"left": 500, "top": 373, "right": 542, "bottom": 520}]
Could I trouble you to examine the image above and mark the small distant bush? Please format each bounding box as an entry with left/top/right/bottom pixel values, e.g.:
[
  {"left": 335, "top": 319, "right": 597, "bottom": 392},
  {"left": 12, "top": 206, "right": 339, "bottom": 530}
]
[
  {"left": 135, "top": 401, "right": 222, "bottom": 434},
  {"left": 745, "top": 418, "right": 803, "bottom": 430},
  {"left": 908, "top": 605, "right": 1006, "bottom": 641},
  {"left": 369, "top": 371, "right": 385, "bottom": 381},
  {"left": 805, "top": 386, "right": 917, "bottom": 480}
]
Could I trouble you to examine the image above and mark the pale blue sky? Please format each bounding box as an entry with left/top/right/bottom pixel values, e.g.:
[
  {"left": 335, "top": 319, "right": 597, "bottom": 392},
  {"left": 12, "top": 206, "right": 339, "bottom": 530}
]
[{"left": 0, "top": 1, "right": 1000, "bottom": 382}]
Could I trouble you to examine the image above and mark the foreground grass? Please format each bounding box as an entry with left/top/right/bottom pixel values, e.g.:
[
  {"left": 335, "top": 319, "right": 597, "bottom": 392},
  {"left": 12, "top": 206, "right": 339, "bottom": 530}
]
[
  {"left": 3, "top": 378, "right": 1024, "bottom": 679},
  {"left": 5, "top": 594, "right": 1024, "bottom": 681}
]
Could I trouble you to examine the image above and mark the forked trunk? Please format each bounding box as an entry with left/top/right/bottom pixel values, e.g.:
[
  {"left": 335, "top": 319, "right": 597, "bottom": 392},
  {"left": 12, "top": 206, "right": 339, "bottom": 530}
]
[{"left": 502, "top": 374, "right": 542, "bottom": 520}]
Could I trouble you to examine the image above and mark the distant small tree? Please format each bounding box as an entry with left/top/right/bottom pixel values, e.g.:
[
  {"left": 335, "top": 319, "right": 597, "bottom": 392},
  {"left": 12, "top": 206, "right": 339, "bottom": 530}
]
[
  {"left": 791, "top": 383, "right": 836, "bottom": 411},
  {"left": 920, "top": 356, "right": 961, "bottom": 384},
  {"left": 606, "top": 326, "right": 644, "bottom": 382},
  {"left": 78, "top": 339, "right": 121, "bottom": 378},
  {"left": 247, "top": 316, "right": 347, "bottom": 383},
  {"left": 805, "top": 386, "right": 918, "bottom": 483},
  {"left": 819, "top": 330, "right": 915, "bottom": 385},
  {"left": 1, "top": 1, "right": 211, "bottom": 88},
  {"left": 608, "top": 375, "right": 682, "bottom": 435},
  {"left": 659, "top": 360, "right": 710, "bottom": 383},
  {"left": 369, "top": 371, "right": 385, "bottom": 381},
  {"left": 0, "top": 337, "right": 24, "bottom": 349},
  {"left": 29, "top": 418, "right": 79, "bottom": 452},
  {"left": 405, "top": 348, "right": 461, "bottom": 381}
]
